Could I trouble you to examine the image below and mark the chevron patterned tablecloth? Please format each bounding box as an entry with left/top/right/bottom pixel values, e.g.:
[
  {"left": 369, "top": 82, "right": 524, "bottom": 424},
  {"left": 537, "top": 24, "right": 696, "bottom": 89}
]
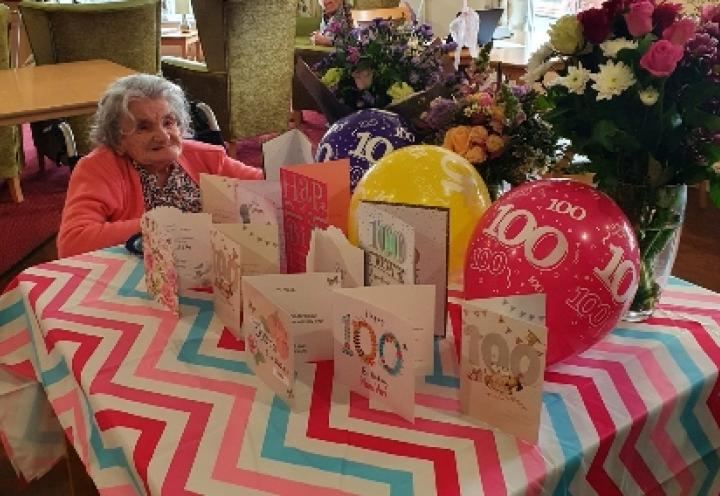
[{"left": 2, "top": 246, "right": 720, "bottom": 495}]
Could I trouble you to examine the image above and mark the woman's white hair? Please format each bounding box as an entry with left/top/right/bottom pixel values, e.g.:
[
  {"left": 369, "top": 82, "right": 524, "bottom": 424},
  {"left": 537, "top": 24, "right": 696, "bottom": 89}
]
[{"left": 90, "top": 74, "right": 191, "bottom": 153}]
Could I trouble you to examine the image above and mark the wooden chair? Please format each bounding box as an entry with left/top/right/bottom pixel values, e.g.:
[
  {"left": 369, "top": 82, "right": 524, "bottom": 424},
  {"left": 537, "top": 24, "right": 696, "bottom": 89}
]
[
  {"left": 351, "top": 7, "right": 407, "bottom": 27},
  {"left": 162, "top": 0, "right": 296, "bottom": 157},
  {"left": 0, "top": 4, "right": 22, "bottom": 203}
]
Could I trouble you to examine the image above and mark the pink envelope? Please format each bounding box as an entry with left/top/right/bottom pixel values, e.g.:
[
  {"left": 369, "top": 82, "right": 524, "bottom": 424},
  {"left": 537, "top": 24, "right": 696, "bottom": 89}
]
[{"left": 280, "top": 159, "right": 350, "bottom": 273}]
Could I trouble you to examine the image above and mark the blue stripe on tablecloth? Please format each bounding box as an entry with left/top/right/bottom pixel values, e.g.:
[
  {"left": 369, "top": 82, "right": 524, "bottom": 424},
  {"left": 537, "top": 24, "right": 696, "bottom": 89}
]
[
  {"left": 543, "top": 392, "right": 583, "bottom": 495},
  {"left": 115, "top": 258, "right": 252, "bottom": 375},
  {"left": 613, "top": 327, "right": 720, "bottom": 496},
  {"left": 424, "top": 337, "right": 459, "bottom": 389},
  {"left": 0, "top": 297, "right": 25, "bottom": 323},
  {"left": 262, "top": 396, "right": 415, "bottom": 496}
]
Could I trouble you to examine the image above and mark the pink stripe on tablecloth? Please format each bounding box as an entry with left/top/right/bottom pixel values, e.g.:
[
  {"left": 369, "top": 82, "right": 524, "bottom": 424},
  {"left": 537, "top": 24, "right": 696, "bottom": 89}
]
[
  {"left": 52, "top": 389, "right": 90, "bottom": 467},
  {"left": 99, "top": 484, "right": 142, "bottom": 496},
  {"left": 663, "top": 290, "right": 720, "bottom": 305},
  {"left": 415, "top": 393, "right": 460, "bottom": 412},
  {"left": 516, "top": 439, "right": 546, "bottom": 496},
  {"left": 0, "top": 330, "right": 30, "bottom": 358},
  {"left": 593, "top": 341, "right": 693, "bottom": 494}
]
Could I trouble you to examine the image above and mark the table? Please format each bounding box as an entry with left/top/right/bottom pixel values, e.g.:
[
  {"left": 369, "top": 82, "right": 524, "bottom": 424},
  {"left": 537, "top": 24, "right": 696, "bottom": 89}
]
[
  {"left": 161, "top": 28, "right": 201, "bottom": 61},
  {"left": 2, "top": 247, "right": 720, "bottom": 494},
  {"left": 0, "top": 59, "right": 136, "bottom": 127},
  {"left": 0, "top": 59, "right": 135, "bottom": 203}
]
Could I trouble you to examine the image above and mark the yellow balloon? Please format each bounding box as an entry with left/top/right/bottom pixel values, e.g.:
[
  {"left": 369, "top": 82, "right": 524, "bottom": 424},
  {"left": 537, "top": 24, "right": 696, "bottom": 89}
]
[{"left": 349, "top": 145, "right": 491, "bottom": 286}]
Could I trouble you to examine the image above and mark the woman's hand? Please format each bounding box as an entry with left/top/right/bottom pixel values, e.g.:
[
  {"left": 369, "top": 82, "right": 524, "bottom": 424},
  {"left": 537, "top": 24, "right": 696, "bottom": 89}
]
[{"left": 310, "top": 31, "right": 332, "bottom": 47}]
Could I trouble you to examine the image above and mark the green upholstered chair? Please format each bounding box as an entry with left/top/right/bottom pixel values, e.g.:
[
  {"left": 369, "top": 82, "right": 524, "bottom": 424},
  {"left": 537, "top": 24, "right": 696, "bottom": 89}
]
[
  {"left": 161, "top": 0, "right": 297, "bottom": 150},
  {"left": 0, "top": 4, "right": 22, "bottom": 202},
  {"left": 354, "top": 0, "right": 401, "bottom": 8},
  {"left": 19, "top": 0, "right": 161, "bottom": 155}
]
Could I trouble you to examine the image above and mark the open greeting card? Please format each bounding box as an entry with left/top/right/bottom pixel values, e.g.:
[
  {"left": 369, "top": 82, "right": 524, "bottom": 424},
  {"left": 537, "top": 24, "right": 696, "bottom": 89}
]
[
  {"left": 306, "top": 226, "right": 365, "bottom": 288},
  {"left": 262, "top": 129, "right": 314, "bottom": 182},
  {"left": 357, "top": 201, "right": 449, "bottom": 336},
  {"left": 332, "top": 285, "right": 436, "bottom": 421},
  {"left": 210, "top": 223, "right": 281, "bottom": 333},
  {"left": 460, "top": 295, "right": 547, "bottom": 444},
  {"left": 242, "top": 272, "right": 341, "bottom": 405},
  {"left": 141, "top": 207, "right": 213, "bottom": 314},
  {"left": 281, "top": 159, "right": 350, "bottom": 273}
]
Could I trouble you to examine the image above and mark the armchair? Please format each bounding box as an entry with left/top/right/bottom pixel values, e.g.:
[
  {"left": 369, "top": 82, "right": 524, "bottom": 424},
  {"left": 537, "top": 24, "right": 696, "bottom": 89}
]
[
  {"left": 0, "top": 4, "right": 22, "bottom": 203},
  {"left": 161, "top": 0, "right": 297, "bottom": 151},
  {"left": 19, "top": 0, "right": 161, "bottom": 155}
]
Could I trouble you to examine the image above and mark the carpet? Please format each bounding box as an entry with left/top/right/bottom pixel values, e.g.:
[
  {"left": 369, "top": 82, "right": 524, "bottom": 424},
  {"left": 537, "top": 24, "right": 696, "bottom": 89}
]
[{"left": 0, "top": 112, "right": 328, "bottom": 275}]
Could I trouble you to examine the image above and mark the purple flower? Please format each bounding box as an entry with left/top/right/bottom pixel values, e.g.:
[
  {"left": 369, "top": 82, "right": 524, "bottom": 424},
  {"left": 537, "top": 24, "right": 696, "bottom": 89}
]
[
  {"left": 347, "top": 47, "right": 361, "bottom": 64},
  {"left": 422, "top": 97, "right": 457, "bottom": 130},
  {"left": 409, "top": 72, "right": 420, "bottom": 84}
]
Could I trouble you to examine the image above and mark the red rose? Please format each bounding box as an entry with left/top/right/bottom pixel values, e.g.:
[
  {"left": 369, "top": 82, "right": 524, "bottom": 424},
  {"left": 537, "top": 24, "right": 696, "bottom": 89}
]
[
  {"left": 662, "top": 18, "right": 697, "bottom": 47},
  {"left": 624, "top": 0, "right": 655, "bottom": 37},
  {"left": 578, "top": 8, "right": 611, "bottom": 44},
  {"left": 652, "top": 2, "right": 682, "bottom": 34},
  {"left": 639, "top": 39, "right": 684, "bottom": 76},
  {"left": 602, "top": 0, "right": 628, "bottom": 17}
]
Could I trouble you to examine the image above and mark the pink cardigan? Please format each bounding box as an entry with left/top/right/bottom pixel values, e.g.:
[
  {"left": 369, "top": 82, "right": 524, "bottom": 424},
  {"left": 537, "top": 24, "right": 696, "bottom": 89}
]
[{"left": 58, "top": 140, "right": 263, "bottom": 258}]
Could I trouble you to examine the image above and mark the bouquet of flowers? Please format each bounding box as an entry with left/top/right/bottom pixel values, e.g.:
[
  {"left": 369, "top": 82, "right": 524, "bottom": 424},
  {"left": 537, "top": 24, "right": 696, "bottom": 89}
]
[
  {"left": 526, "top": 2, "right": 720, "bottom": 317},
  {"left": 314, "top": 19, "right": 452, "bottom": 110},
  {"left": 420, "top": 45, "right": 559, "bottom": 194}
]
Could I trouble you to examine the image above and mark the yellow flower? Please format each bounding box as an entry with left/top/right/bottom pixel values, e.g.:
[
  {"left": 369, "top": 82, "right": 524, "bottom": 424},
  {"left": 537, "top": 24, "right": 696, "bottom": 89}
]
[
  {"left": 549, "top": 15, "right": 584, "bottom": 55},
  {"left": 321, "top": 68, "right": 343, "bottom": 87},
  {"left": 387, "top": 82, "right": 415, "bottom": 103}
]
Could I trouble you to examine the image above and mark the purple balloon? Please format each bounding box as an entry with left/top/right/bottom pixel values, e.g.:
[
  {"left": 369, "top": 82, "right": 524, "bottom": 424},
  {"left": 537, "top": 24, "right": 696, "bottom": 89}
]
[{"left": 315, "top": 109, "right": 416, "bottom": 190}]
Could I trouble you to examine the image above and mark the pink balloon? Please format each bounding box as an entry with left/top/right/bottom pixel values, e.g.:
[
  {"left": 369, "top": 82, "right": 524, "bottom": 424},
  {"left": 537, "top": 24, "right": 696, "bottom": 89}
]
[{"left": 464, "top": 180, "right": 640, "bottom": 365}]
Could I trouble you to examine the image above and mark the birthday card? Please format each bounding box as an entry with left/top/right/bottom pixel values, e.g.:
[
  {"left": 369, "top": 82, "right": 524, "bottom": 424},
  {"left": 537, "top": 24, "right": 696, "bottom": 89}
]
[
  {"left": 306, "top": 226, "right": 365, "bottom": 288},
  {"left": 281, "top": 159, "right": 350, "bottom": 273},
  {"left": 242, "top": 272, "right": 341, "bottom": 398},
  {"left": 210, "top": 222, "right": 280, "bottom": 333},
  {"left": 460, "top": 295, "right": 547, "bottom": 444},
  {"left": 332, "top": 285, "right": 436, "bottom": 421},
  {"left": 356, "top": 202, "right": 416, "bottom": 286},
  {"left": 141, "top": 207, "right": 213, "bottom": 313},
  {"left": 262, "top": 129, "right": 314, "bottom": 182},
  {"left": 358, "top": 201, "right": 449, "bottom": 336}
]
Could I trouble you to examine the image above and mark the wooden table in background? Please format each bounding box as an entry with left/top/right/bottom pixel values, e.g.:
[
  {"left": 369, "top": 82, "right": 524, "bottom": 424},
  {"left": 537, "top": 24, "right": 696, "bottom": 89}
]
[
  {"left": 161, "top": 28, "right": 201, "bottom": 61},
  {"left": 0, "top": 59, "right": 135, "bottom": 202}
]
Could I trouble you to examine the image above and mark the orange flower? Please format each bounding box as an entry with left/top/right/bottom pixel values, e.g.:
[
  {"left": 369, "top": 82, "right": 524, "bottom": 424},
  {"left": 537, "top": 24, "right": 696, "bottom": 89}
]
[
  {"left": 443, "top": 126, "right": 471, "bottom": 155},
  {"left": 469, "top": 126, "right": 489, "bottom": 145},
  {"left": 486, "top": 134, "right": 506, "bottom": 154},
  {"left": 465, "top": 146, "right": 488, "bottom": 164}
]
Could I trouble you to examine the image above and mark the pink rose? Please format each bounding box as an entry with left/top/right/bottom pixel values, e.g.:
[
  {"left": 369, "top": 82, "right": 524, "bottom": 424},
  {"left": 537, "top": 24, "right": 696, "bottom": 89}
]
[
  {"left": 624, "top": 1, "right": 654, "bottom": 37},
  {"left": 639, "top": 39, "right": 684, "bottom": 76},
  {"left": 701, "top": 4, "right": 720, "bottom": 24},
  {"left": 662, "top": 18, "right": 697, "bottom": 46}
]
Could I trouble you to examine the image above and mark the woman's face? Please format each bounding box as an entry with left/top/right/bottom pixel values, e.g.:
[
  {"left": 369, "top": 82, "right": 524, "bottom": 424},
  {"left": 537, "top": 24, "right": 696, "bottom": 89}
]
[
  {"left": 118, "top": 98, "right": 182, "bottom": 169},
  {"left": 322, "top": 0, "right": 340, "bottom": 15}
]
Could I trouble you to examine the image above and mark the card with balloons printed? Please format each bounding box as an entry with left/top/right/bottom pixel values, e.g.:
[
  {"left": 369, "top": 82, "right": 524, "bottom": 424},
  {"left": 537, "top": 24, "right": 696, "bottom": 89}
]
[
  {"left": 460, "top": 295, "right": 547, "bottom": 444},
  {"left": 210, "top": 223, "right": 281, "bottom": 335},
  {"left": 332, "top": 285, "right": 436, "bottom": 422},
  {"left": 357, "top": 201, "right": 450, "bottom": 336},
  {"left": 280, "top": 160, "right": 350, "bottom": 274},
  {"left": 306, "top": 226, "right": 365, "bottom": 288}
]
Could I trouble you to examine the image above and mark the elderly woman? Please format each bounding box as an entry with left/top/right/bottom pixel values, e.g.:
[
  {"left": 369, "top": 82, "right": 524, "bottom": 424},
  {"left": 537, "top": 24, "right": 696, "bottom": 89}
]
[
  {"left": 58, "top": 74, "right": 263, "bottom": 258},
  {"left": 310, "top": 0, "right": 353, "bottom": 46}
]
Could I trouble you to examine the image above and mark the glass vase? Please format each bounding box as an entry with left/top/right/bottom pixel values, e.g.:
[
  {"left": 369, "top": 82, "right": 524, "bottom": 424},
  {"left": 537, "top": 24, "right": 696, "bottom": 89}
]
[
  {"left": 485, "top": 180, "right": 512, "bottom": 202},
  {"left": 603, "top": 183, "right": 687, "bottom": 322}
]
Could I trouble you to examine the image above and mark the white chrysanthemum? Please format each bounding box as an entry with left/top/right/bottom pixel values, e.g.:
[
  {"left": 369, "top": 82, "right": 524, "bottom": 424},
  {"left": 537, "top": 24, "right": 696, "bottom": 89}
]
[
  {"left": 590, "top": 61, "right": 636, "bottom": 101},
  {"left": 523, "top": 42, "right": 555, "bottom": 82},
  {"left": 638, "top": 87, "right": 660, "bottom": 106},
  {"left": 556, "top": 63, "right": 592, "bottom": 95},
  {"left": 712, "top": 161, "right": 720, "bottom": 175},
  {"left": 599, "top": 39, "right": 638, "bottom": 58}
]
